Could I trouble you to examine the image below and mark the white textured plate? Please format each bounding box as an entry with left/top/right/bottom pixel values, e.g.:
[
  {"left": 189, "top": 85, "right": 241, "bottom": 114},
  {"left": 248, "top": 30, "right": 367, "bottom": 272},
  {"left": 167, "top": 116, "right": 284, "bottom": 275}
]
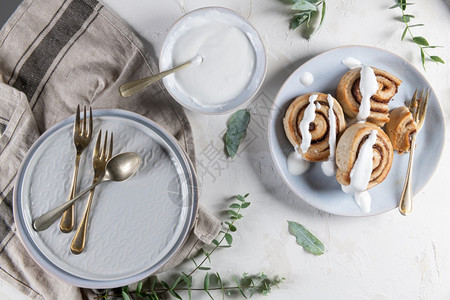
[
  {"left": 268, "top": 45, "right": 445, "bottom": 216},
  {"left": 160, "top": 6, "right": 267, "bottom": 114},
  {"left": 13, "top": 109, "right": 198, "bottom": 288}
]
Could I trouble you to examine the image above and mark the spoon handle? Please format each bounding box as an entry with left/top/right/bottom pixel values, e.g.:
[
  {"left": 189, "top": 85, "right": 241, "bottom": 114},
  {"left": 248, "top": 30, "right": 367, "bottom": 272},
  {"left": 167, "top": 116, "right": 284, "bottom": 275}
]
[
  {"left": 119, "top": 60, "right": 192, "bottom": 98},
  {"left": 32, "top": 179, "right": 105, "bottom": 231}
]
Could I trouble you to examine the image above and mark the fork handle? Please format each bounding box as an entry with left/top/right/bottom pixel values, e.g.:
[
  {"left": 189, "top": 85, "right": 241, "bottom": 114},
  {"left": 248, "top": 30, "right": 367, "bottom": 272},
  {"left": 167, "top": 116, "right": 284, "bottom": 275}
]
[
  {"left": 70, "top": 182, "right": 97, "bottom": 254},
  {"left": 60, "top": 155, "right": 81, "bottom": 232},
  {"left": 399, "top": 134, "right": 417, "bottom": 215}
]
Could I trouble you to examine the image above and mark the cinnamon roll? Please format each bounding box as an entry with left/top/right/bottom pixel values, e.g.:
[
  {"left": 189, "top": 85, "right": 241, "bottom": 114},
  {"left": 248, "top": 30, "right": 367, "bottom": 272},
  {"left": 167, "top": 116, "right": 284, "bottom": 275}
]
[
  {"left": 336, "top": 67, "right": 402, "bottom": 127},
  {"left": 336, "top": 122, "right": 393, "bottom": 190},
  {"left": 283, "top": 93, "right": 346, "bottom": 162},
  {"left": 384, "top": 106, "right": 417, "bottom": 154}
]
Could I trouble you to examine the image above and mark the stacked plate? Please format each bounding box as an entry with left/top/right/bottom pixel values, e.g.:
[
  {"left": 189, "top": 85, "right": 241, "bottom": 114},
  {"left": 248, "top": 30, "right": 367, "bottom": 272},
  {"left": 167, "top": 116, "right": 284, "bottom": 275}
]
[{"left": 13, "top": 109, "right": 198, "bottom": 288}]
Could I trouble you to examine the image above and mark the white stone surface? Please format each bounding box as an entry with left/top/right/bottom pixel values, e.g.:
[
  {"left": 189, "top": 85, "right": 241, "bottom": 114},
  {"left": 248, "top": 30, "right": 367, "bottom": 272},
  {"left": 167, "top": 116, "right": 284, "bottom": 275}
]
[{"left": 3, "top": 0, "right": 450, "bottom": 299}]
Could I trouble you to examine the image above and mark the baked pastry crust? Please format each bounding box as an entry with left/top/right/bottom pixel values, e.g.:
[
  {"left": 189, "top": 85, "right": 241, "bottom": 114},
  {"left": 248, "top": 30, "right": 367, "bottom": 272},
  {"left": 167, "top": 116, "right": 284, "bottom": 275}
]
[
  {"left": 385, "top": 106, "right": 417, "bottom": 154},
  {"left": 336, "top": 122, "right": 394, "bottom": 190},
  {"left": 283, "top": 93, "right": 346, "bottom": 162},
  {"left": 336, "top": 67, "right": 402, "bottom": 127}
]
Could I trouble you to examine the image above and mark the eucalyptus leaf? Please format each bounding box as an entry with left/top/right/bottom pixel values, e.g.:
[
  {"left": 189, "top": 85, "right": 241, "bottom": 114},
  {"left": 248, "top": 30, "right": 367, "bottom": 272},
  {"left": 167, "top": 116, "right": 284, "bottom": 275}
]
[
  {"left": 413, "top": 36, "right": 429, "bottom": 46},
  {"left": 224, "top": 109, "right": 250, "bottom": 158},
  {"left": 288, "top": 221, "right": 324, "bottom": 255},
  {"left": 401, "top": 27, "right": 408, "bottom": 41},
  {"left": 431, "top": 55, "right": 445, "bottom": 63},
  {"left": 290, "top": 13, "right": 309, "bottom": 30},
  {"left": 121, "top": 291, "right": 131, "bottom": 300},
  {"left": 291, "top": 1, "right": 317, "bottom": 11}
]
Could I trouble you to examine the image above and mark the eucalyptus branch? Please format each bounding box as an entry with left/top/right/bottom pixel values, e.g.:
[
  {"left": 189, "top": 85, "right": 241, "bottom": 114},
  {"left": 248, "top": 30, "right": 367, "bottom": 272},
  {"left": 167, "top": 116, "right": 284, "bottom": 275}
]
[
  {"left": 97, "top": 194, "right": 283, "bottom": 300},
  {"left": 390, "top": 0, "right": 444, "bottom": 70},
  {"left": 288, "top": 0, "right": 326, "bottom": 39}
]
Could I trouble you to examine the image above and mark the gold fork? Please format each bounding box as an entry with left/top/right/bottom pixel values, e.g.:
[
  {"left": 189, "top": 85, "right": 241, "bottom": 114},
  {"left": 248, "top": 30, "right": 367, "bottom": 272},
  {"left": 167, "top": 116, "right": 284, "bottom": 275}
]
[
  {"left": 398, "top": 89, "right": 429, "bottom": 215},
  {"left": 70, "top": 130, "right": 113, "bottom": 254},
  {"left": 60, "top": 105, "right": 93, "bottom": 233}
]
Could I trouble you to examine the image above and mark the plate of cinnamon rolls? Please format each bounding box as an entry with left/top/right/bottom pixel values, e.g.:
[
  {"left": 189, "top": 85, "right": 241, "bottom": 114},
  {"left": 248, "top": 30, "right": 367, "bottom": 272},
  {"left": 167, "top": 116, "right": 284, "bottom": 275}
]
[{"left": 268, "top": 46, "right": 444, "bottom": 216}]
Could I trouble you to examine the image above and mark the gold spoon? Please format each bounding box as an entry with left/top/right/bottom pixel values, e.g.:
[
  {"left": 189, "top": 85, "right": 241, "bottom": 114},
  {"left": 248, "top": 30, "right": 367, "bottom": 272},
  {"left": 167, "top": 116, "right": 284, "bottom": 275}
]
[
  {"left": 32, "top": 152, "right": 141, "bottom": 231},
  {"left": 119, "top": 55, "right": 203, "bottom": 98}
]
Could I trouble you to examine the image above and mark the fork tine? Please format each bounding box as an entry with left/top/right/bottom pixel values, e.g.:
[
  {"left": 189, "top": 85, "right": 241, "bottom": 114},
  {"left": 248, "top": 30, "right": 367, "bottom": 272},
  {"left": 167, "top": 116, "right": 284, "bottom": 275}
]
[
  {"left": 102, "top": 130, "right": 108, "bottom": 159},
  {"left": 409, "top": 89, "right": 418, "bottom": 111},
  {"left": 82, "top": 106, "right": 87, "bottom": 136},
  {"left": 94, "top": 130, "right": 102, "bottom": 159},
  {"left": 419, "top": 89, "right": 429, "bottom": 122},
  {"left": 74, "top": 105, "right": 81, "bottom": 135},
  {"left": 88, "top": 107, "right": 93, "bottom": 138},
  {"left": 108, "top": 132, "right": 113, "bottom": 160}
]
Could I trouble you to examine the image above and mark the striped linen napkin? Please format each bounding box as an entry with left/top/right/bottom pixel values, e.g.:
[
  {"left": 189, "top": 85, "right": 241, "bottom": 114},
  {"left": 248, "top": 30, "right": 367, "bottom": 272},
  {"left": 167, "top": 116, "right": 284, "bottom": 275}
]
[{"left": 0, "top": 0, "right": 220, "bottom": 298}]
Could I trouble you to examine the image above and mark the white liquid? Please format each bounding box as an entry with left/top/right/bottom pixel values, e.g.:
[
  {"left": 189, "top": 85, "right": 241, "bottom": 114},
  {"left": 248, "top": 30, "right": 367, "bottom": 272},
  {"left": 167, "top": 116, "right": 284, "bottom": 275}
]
[
  {"left": 172, "top": 18, "right": 255, "bottom": 106},
  {"left": 356, "top": 65, "right": 378, "bottom": 122},
  {"left": 299, "top": 94, "right": 318, "bottom": 154},
  {"left": 287, "top": 150, "right": 310, "bottom": 175},
  {"left": 341, "top": 129, "right": 378, "bottom": 213},
  {"left": 300, "top": 72, "right": 314, "bottom": 86},
  {"left": 342, "top": 57, "right": 362, "bottom": 69},
  {"left": 321, "top": 94, "right": 337, "bottom": 177}
]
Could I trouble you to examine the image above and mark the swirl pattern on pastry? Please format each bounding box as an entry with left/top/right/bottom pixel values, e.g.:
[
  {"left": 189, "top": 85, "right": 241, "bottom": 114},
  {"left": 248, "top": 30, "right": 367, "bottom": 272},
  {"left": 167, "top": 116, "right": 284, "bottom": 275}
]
[
  {"left": 336, "top": 67, "right": 402, "bottom": 126},
  {"left": 385, "top": 106, "right": 417, "bottom": 154},
  {"left": 283, "top": 93, "right": 346, "bottom": 162},
  {"left": 336, "top": 122, "right": 393, "bottom": 190}
]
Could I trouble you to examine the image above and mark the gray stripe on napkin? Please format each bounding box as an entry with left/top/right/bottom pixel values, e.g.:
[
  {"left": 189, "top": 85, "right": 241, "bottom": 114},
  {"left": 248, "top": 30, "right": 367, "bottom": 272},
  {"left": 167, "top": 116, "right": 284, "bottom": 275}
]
[
  {"left": 0, "top": 121, "right": 6, "bottom": 134},
  {"left": 11, "top": 0, "right": 98, "bottom": 104},
  {"left": 0, "top": 190, "right": 14, "bottom": 249}
]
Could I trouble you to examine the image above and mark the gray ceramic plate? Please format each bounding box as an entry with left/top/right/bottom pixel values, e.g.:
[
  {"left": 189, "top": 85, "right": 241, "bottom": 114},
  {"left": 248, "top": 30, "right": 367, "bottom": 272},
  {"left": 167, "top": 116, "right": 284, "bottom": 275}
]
[
  {"left": 268, "top": 45, "right": 445, "bottom": 216},
  {"left": 14, "top": 109, "right": 198, "bottom": 288}
]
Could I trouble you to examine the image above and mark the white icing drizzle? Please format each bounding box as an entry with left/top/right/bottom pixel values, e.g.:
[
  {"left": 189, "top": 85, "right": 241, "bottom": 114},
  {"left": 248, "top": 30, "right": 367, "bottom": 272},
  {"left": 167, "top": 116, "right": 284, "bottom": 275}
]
[
  {"left": 341, "top": 129, "right": 378, "bottom": 213},
  {"left": 342, "top": 57, "right": 362, "bottom": 69},
  {"left": 321, "top": 94, "right": 337, "bottom": 176},
  {"left": 299, "top": 94, "right": 318, "bottom": 154},
  {"left": 300, "top": 72, "right": 314, "bottom": 86},
  {"left": 287, "top": 147, "right": 310, "bottom": 176},
  {"left": 356, "top": 65, "right": 378, "bottom": 122}
]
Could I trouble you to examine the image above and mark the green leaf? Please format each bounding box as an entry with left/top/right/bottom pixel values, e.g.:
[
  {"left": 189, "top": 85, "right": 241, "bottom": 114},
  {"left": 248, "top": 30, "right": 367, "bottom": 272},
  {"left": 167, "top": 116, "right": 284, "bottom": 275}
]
[
  {"left": 229, "top": 203, "right": 241, "bottom": 209},
  {"left": 420, "top": 48, "right": 425, "bottom": 69},
  {"left": 290, "top": 13, "right": 309, "bottom": 30},
  {"left": 236, "top": 194, "right": 246, "bottom": 202},
  {"left": 224, "top": 109, "right": 250, "bottom": 158},
  {"left": 225, "top": 233, "right": 233, "bottom": 245},
  {"left": 204, "top": 273, "right": 210, "bottom": 291},
  {"left": 288, "top": 221, "right": 325, "bottom": 255},
  {"left": 198, "top": 266, "right": 211, "bottom": 271},
  {"left": 291, "top": 1, "right": 317, "bottom": 11},
  {"left": 430, "top": 55, "right": 445, "bottom": 64},
  {"left": 169, "top": 289, "right": 182, "bottom": 300},
  {"left": 234, "top": 277, "right": 248, "bottom": 299},
  {"left": 408, "top": 23, "right": 424, "bottom": 28},
  {"left": 216, "top": 272, "right": 225, "bottom": 296},
  {"left": 389, "top": 2, "right": 413, "bottom": 9},
  {"left": 171, "top": 276, "right": 182, "bottom": 290},
  {"left": 241, "top": 202, "right": 251, "bottom": 209},
  {"left": 318, "top": 1, "right": 326, "bottom": 28},
  {"left": 228, "top": 210, "right": 239, "bottom": 218},
  {"left": 212, "top": 239, "right": 220, "bottom": 246},
  {"left": 227, "top": 223, "right": 237, "bottom": 232},
  {"left": 413, "top": 36, "right": 429, "bottom": 46},
  {"left": 150, "top": 276, "right": 158, "bottom": 290},
  {"left": 136, "top": 281, "right": 143, "bottom": 294},
  {"left": 401, "top": 27, "right": 408, "bottom": 41},
  {"left": 121, "top": 291, "right": 131, "bottom": 300},
  {"left": 202, "top": 248, "right": 211, "bottom": 263}
]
